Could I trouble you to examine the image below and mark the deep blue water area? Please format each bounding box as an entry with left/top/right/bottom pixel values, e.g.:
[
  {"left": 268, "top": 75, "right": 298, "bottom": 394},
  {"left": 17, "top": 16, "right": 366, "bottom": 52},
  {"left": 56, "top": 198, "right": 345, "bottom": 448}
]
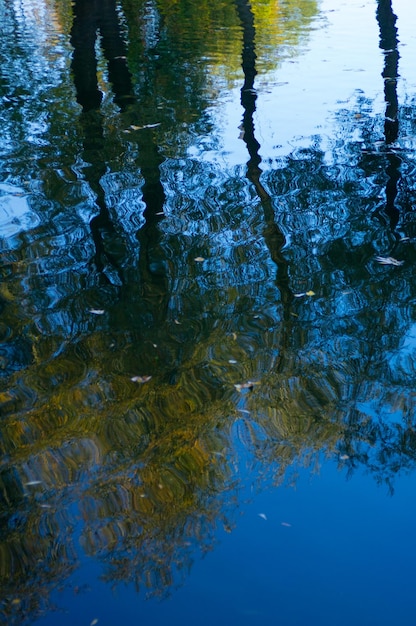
[{"left": 35, "top": 462, "right": 416, "bottom": 626}]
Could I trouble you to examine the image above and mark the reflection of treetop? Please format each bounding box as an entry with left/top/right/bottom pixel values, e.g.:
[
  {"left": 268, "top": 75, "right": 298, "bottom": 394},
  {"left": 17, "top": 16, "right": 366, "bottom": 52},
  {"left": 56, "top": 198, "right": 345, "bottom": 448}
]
[{"left": 122, "top": 0, "right": 318, "bottom": 82}]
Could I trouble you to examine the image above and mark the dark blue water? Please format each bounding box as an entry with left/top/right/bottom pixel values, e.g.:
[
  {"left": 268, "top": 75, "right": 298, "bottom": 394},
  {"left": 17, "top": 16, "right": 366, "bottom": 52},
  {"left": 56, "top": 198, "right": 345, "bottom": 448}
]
[
  {"left": 2, "top": 0, "right": 416, "bottom": 623},
  {"left": 35, "top": 462, "right": 416, "bottom": 626}
]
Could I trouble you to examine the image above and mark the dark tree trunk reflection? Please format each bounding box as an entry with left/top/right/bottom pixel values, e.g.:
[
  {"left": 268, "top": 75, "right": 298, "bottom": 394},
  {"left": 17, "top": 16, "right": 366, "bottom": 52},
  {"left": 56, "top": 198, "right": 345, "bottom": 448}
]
[
  {"left": 376, "top": 0, "right": 400, "bottom": 229},
  {"left": 377, "top": 0, "right": 399, "bottom": 144},
  {"left": 70, "top": 0, "right": 168, "bottom": 307},
  {"left": 70, "top": 0, "right": 134, "bottom": 285},
  {"left": 234, "top": 0, "right": 292, "bottom": 314},
  {"left": 70, "top": 0, "right": 134, "bottom": 113}
]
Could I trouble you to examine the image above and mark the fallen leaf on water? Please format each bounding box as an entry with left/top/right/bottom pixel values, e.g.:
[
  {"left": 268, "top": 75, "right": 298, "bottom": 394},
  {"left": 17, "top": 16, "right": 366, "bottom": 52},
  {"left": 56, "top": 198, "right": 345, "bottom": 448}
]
[
  {"left": 174, "top": 319, "right": 181, "bottom": 325},
  {"left": 89, "top": 309, "right": 105, "bottom": 315},
  {"left": 228, "top": 359, "right": 238, "bottom": 364},
  {"left": 234, "top": 381, "right": 260, "bottom": 392},
  {"left": 11, "top": 599, "right": 21, "bottom": 605},
  {"left": 129, "top": 123, "right": 161, "bottom": 131},
  {"left": 281, "top": 522, "right": 292, "bottom": 527},
  {"left": 375, "top": 256, "right": 404, "bottom": 266},
  {"left": 294, "top": 290, "right": 315, "bottom": 298},
  {"left": 131, "top": 375, "right": 152, "bottom": 383},
  {"left": 25, "top": 481, "right": 42, "bottom": 486},
  {"left": 258, "top": 513, "right": 267, "bottom": 521},
  {"left": 194, "top": 257, "right": 205, "bottom": 262}
]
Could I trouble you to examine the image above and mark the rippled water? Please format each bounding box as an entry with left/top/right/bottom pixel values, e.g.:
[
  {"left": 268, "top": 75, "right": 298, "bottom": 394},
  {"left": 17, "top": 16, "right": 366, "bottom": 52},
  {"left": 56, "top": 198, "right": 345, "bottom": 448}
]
[{"left": 1, "top": 0, "right": 416, "bottom": 623}]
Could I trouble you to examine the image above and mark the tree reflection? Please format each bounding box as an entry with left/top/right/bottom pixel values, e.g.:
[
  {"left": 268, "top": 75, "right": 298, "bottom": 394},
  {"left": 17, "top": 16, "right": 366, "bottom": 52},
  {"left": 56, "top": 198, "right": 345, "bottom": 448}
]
[
  {"left": 70, "top": 0, "right": 135, "bottom": 113},
  {"left": 7, "top": 0, "right": 416, "bottom": 620},
  {"left": 235, "top": 0, "right": 292, "bottom": 315}
]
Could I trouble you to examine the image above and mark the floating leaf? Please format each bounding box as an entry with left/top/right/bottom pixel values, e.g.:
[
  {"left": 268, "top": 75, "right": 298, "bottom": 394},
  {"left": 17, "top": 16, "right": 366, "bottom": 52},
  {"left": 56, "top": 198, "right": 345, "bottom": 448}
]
[
  {"left": 234, "top": 381, "right": 260, "bottom": 392},
  {"left": 228, "top": 359, "right": 237, "bottom": 364},
  {"left": 89, "top": 309, "right": 105, "bottom": 315},
  {"left": 129, "top": 123, "right": 161, "bottom": 131},
  {"left": 25, "top": 481, "right": 42, "bottom": 486},
  {"left": 294, "top": 291, "right": 315, "bottom": 298},
  {"left": 194, "top": 256, "right": 205, "bottom": 262},
  {"left": 174, "top": 319, "right": 181, "bottom": 325},
  {"left": 375, "top": 256, "right": 404, "bottom": 266},
  {"left": 281, "top": 522, "right": 292, "bottom": 527},
  {"left": 258, "top": 513, "right": 267, "bottom": 521},
  {"left": 131, "top": 375, "right": 152, "bottom": 383}
]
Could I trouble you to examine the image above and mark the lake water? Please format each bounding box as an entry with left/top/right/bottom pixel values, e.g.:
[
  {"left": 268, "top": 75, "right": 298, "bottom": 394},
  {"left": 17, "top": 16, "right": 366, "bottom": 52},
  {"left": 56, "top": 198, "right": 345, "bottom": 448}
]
[{"left": 1, "top": 0, "right": 416, "bottom": 624}]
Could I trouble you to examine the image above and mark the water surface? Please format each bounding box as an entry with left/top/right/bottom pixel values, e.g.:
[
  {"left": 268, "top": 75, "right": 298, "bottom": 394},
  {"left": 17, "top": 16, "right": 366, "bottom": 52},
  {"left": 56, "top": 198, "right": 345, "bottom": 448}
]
[{"left": 1, "top": 0, "right": 416, "bottom": 624}]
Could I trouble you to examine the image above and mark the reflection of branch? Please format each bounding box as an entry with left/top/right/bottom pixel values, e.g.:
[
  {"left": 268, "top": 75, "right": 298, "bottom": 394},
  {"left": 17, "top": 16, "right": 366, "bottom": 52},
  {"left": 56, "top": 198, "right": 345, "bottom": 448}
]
[{"left": 234, "top": 0, "right": 292, "bottom": 312}]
